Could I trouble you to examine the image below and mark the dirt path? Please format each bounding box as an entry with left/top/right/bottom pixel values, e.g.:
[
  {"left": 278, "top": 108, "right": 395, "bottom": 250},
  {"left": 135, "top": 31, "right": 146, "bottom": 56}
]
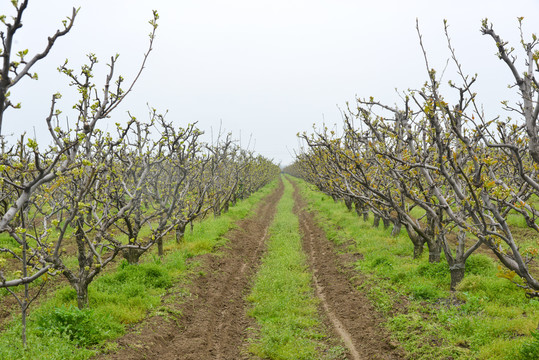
[
  {"left": 99, "top": 181, "right": 284, "bottom": 360},
  {"left": 290, "top": 180, "right": 405, "bottom": 360}
]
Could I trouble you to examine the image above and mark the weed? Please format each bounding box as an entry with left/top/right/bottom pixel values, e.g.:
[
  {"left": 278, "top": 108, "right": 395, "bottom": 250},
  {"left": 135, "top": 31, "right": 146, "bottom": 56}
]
[
  {"left": 369, "top": 255, "right": 393, "bottom": 269},
  {"left": 410, "top": 283, "right": 441, "bottom": 300},
  {"left": 465, "top": 255, "right": 496, "bottom": 276},
  {"left": 322, "top": 345, "right": 348, "bottom": 360},
  {"left": 416, "top": 261, "right": 449, "bottom": 280},
  {"left": 390, "top": 270, "right": 408, "bottom": 284},
  {"left": 34, "top": 305, "right": 123, "bottom": 346},
  {"left": 518, "top": 330, "right": 539, "bottom": 360},
  {"left": 459, "top": 294, "right": 486, "bottom": 315}
]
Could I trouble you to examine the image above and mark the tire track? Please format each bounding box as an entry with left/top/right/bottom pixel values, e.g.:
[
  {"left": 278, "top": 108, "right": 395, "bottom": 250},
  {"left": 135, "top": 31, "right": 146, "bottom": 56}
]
[
  {"left": 302, "top": 213, "right": 362, "bottom": 360},
  {"left": 172, "top": 181, "right": 284, "bottom": 360},
  {"left": 290, "top": 179, "right": 404, "bottom": 360},
  {"left": 208, "top": 221, "right": 272, "bottom": 360},
  {"left": 100, "top": 181, "right": 284, "bottom": 360}
]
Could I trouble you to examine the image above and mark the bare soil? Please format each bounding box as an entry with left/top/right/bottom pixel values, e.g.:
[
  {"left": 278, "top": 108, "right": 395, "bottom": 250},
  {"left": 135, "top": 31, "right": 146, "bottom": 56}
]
[
  {"left": 97, "top": 180, "right": 284, "bottom": 360},
  {"left": 290, "top": 180, "right": 406, "bottom": 360}
]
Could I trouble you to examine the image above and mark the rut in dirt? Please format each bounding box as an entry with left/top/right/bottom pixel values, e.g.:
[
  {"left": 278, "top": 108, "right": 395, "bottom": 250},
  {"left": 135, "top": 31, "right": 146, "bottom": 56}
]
[
  {"left": 290, "top": 180, "right": 405, "bottom": 360},
  {"left": 100, "top": 181, "right": 284, "bottom": 360}
]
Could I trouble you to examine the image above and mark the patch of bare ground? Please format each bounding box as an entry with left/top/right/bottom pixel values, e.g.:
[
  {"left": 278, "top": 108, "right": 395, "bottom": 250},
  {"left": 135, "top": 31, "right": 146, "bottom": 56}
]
[
  {"left": 290, "top": 180, "right": 405, "bottom": 360},
  {"left": 96, "top": 180, "right": 284, "bottom": 360}
]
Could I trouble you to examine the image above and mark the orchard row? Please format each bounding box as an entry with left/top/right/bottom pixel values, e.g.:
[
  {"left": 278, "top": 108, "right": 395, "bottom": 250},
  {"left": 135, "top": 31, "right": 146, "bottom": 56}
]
[
  {"left": 287, "top": 19, "right": 539, "bottom": 298},
  {"left": 0, "top": 1, "right": 280, "bottom": 346}
]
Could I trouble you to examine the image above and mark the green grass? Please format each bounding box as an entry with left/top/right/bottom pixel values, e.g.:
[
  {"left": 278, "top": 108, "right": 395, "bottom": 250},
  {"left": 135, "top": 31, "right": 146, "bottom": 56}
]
[
  {"left": 293, "top": 177, "right": 539, "bottom": 360},
  {"left": 0, "top": 180, "right": 278, "bottom": 360},
  {"left": 246, "top": 177, "right": 338, "bottom": 360},
  {"left": 0, "top": 232, "right": 19, "bottom": 249}
]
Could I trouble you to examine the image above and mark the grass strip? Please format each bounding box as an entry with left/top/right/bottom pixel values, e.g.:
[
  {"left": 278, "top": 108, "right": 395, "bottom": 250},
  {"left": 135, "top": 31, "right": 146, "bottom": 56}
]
[
  {"left": 294, "top": 177, "right": 539, "bottom": 360},
  {"left": 246, "top": 177, "right": 339, "bottom": 360},
  {"left": 0, "top": 180, "right": 278, "bottom": 360}
]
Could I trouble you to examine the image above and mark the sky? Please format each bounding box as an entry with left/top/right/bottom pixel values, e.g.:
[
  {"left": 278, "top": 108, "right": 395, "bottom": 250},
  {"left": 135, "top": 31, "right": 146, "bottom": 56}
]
[{"left": 3, "top": 0, "right": 539, "bottom": 166}]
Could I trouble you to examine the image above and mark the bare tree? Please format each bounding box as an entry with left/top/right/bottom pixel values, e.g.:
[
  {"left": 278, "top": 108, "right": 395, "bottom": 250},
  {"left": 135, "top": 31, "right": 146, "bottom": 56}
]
[
  {"left": 0, "top": 0, "right": 77, "bottom": 134},
  {"left": 0, "top": 3, "right": 159, "bottom": 318},
  {"left": 293, "top": 19, "right": 539, "bottom": 294}
]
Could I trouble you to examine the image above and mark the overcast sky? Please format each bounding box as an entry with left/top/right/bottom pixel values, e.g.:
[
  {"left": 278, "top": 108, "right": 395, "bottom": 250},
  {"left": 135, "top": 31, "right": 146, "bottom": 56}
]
[{"left": 4, "top": 0, "right": 539, "bottom": 165}]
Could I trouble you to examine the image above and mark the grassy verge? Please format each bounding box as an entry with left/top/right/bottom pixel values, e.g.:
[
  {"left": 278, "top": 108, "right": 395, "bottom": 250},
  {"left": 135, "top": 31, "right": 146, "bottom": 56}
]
[
  {"left": 246, "top": 177, "right": 344, "bottom": 360},
  {"left": 0, "top": 180, "right": 278, "bottom": 360},
  {"left": 294, "top": 177, "right": 539, "bottom": 360}
]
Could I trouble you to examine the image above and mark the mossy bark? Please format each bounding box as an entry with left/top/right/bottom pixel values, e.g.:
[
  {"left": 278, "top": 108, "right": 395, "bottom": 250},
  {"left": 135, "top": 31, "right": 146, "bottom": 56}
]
[
  {"left": 382, "top": 216, "right": 391, "bottom": 229},
  {"left": 76, "top": 282, "right": 89, "bottom": 309},
  {"left": 373, "top": 214, "right": 380, "bottom": 228},
  {"left": 391, "top": 221, "right": 401, "bottom": 237},
  {"left": 450, "top": 264, "right": 466, "bottom": 291},
  {"left": 176, "top": 223, "right": 187, "bottom": 244},
  {"left": 122, "top": 247, "right": 145, "bottom": 265}
]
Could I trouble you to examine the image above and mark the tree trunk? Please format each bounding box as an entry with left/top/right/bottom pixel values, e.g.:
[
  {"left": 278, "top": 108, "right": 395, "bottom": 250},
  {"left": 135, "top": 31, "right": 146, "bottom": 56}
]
[
  {"left": 76, "top": 282, "right": 89, "bottom": 309},
  {"left": 373, "top": 214, "right": 380, "bottom": 228},
  {"left": 447, "top": 230, "right": 468, "bottom": 290},
  {"left": 213, "top": 198, "right": 221, "bottom": 217},
  {"left": 21, "top": 233, "right": 29, "bottom": 347},
  {"left": 383, "top": 216, "right": 391, "bottom": 229},
  {"left": 449, "top": 263, "right": 466, "bottom": 291},
  {"left": 404, "top": 224, "right": 426, "bottom": 259},
  {"left": 176, "top": 223, "right": 186, "bottom": 244},
  {"left": 363, "top": 211, "right": 369, "bottom": 222},
  {"left": 354, "top": 201, "right": 362, "bottom": 217},
  {"left": 122, "top": 247, "right": 144, "bottom": 265},
  {"left": 391, "top": 221, "right": 401, "bottom": 237},
  {"left": 427, "top": 239, "right": 442, "bottom": 263},
  {"left": 157, "top": 238, "right": 164, "bottom": 257},
  {"left": 413, "top": 243, "right": 424, "bottom": 259},
  {"left": 72, "top": 222, "right": 92, "bottom": 308},
  {"left": 21, "top": 300, "right": 27, "bottom": 346},
  {"left": 344, "top": 198, "right": 353, "bottom": 211},
  {"left": 425, "top": 214, "right": 441, "bottom": 263}
]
